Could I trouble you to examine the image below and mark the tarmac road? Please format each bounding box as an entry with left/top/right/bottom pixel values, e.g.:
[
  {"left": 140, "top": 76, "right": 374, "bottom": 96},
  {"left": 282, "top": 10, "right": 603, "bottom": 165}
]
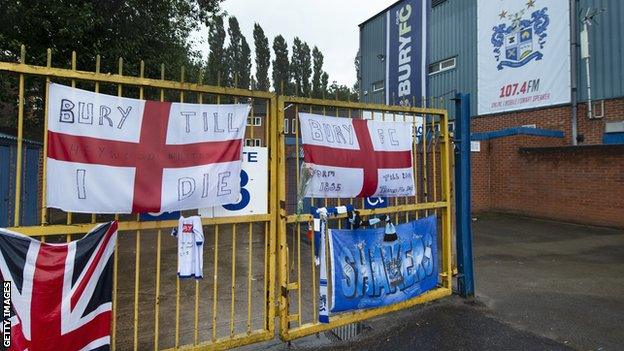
[{"left": 250, "top": 213, "right": 623, "bottom": 351}]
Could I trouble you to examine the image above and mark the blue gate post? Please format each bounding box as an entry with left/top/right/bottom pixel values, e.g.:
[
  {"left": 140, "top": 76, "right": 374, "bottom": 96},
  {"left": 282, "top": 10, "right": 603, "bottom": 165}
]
[{"left": 454, "top": 93, "right": 475, "bottom": 297}]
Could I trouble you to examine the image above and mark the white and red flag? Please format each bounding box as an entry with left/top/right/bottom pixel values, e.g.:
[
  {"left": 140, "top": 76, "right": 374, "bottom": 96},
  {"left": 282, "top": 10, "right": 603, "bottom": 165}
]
[
  {"left": 299, "top": 113, "right": 415, "bottom": 198},
  {"left": 46, "top": 83, "right": 250, "bottom": 213}
]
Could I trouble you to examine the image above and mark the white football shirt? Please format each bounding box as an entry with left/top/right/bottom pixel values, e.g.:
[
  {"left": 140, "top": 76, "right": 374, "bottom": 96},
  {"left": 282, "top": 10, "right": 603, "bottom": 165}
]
[{"left": 172, "top": 215, "right": 204, "bottom": 279}]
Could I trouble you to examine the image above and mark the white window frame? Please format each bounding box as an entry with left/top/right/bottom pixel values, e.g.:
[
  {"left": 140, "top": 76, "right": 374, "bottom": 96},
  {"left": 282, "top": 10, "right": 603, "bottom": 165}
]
[
  {"left": 284, "top": 118, "right": 289, "bottom": 134},
  {"left": 291, "top": 119, "right": 297, "bottom": 135},
  {"left": 253, "top": 117, "right": 262, "bottom": 126},
  {"left": 372, "top": 80, "right": 385, "bottom": 93},
  {"left": 428, "top": 57, "right": 456, "bottom": 76}
]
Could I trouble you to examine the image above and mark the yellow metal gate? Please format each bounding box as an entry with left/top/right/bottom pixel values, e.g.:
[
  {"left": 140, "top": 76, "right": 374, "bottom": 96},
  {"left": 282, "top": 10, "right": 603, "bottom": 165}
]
[
  {"left": 0, "top": 46, "right": 277, "bottom": 351},
  {"left": 0, "top": 46, "right": 454, "bottom": 350},
  {"left": 276, "top": 95, "right": 454, "bottom": 340}
]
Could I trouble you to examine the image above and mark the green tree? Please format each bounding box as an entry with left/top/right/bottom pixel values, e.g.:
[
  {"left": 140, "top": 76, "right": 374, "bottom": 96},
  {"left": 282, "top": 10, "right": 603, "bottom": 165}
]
[
  {"left": 0, "top": 0, "right": 221, "bottom": 77},
  {"left": 253, "top": 23, "right": 271, "bottom": 91},
  {"left": 328, "top": 81, "right": 358, "bottom": 102},
  {"left": 312, "top": 46, "right": 324, "bottom": 98},
  {"left": 239, "top": 36, "right": 251, "bottom": 89},
  {"left": 290, "top": 37, "right": 303, "bottom": 95},
  {"left": 225, "top": 16, "right": 240, "bottom": 87},
  {"left": 300, "top": 42, "right": 312, "bottom": 97},
  {"left": 207, "top": 15, "right": 226, "bottom": 85},
  {"left": 225, "top": 16, "right": 251, "bottom": 88},
  {"left": 0, "top": 0, "right": 223, "bottom": 136},
  {"left": 321, "top": 72, "right": 329, "bottom": 98},
  {"left": 290, "top": 38, "right": 311, "bottom": 96},
  {"left": 272, "top": 35, "right": 290, "bottom": 95}
]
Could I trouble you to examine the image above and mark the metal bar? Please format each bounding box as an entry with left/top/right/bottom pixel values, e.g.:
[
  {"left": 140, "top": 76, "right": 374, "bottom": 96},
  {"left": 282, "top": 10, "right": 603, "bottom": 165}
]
[
  {"left": 154, "top": 229, "right": 162, "bottom": 351},
  {"left": 66, "top": 51, "right": 77, "bottom": 226},
  {"left": 421, "top": 97, "right": 429, "bottom": 216},
  {"left": 262, "top": 222, "right": 272, "bottom": 329},
  {"left": 282, "top": 287, "right": 451, "bottom": 341},
  {"left": 277, "top": 95, "right": 290, "bottom": 340},
  {"left": 194, "top": 69, "right": 205, "bottom": 346},
  {"left": 403, "top": 111, "right": 409, "bottom": 222},
  {"left": 296, "top": 219, "right": 302, "bottom": 325},
  {"left": 133, "top": 230, "right": 141, "bottom": 351},
  {"left": 212, "top": 81, "right": 222, "bottom": 342},
  {"left": 9, "top": 215, "right": 272, "bottom": 238},
  {"left": 175, "top": 275, "right": 180, "bottom": 348},
  {"left": 161, "top": 330, "right": 272, "bottom": 351},
  {"left": 392, "top": 112, "right": 399, "bottom": 223},
  {"left": 0, "top": 62, "right": 275, "bottom": 99},
  {"left": 212, "top": 224, "right": 220, "bottom": 342},
  {"left": 154, "top": 64, "right": 166, "bottom": 350},
  {"left": 263, "top": 222, "right": 268, "bottom": 329},
  {"left": 281, "top": 95, "right": 446, "bottom": 116},
  {"left": 91, "top": 55, "right": 101, "bottom": 224},
  {"left": 440, "top": 107, "right": 454, "bottom": 290},
  {"left": 40, "top": 49, "right": 51, "bottom": 225},
  {"left": 431, "top": 115, "right": 438, "bottom": 212},
  {"left": 175, "top": 65, "right": 185, "bottom": 349},
  {"left": 230, "top": 223, "right": 237, "bottom": 336},
  {"left": 13, "top": 46, "right": 25, "bottom": 227},
  {"left": 247, "top": 223, "right": 253, "bottom": 334},
  {"left": 267, "top": 96, "right": 278, "bottom": 336},
  {"left": 412, "top": 96, "right": 419, "bottom": 219},
  {"left": 285, "top": 202, "right": 447, "bottom": 223},
  {"left": 264, "top": 101, "right": 269, "bottom": 147},
  {"left": 250, "top": 97, "right": 255, "bottom": 141},
  {"left": 111, "top": 231, "right": 119, "bottom": 350},
  {"left": 134, "top": 63, "right": 145, "bottom": 351},
  {"left": 114, "top": 58, "right": 123, "bottom": 223},
  {"left": 454, "top": 93, "right": 474, "bottom": 297},
  {"left": 334, "top": 95, "right": 342, "bottom": 228},
  {"left": 311, "top": 217, "right": 317, "bottom": 322}
]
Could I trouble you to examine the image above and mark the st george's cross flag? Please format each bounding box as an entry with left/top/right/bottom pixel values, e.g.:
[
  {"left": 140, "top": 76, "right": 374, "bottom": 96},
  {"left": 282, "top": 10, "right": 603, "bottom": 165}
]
[
  {"left": 0, "top": 222, "right": 117, "bottom": 351},
  {"left": 299, "top": 113, "right": 415, "bottom": 198},
  {"left": 46, "top": 83, "right": 250, "bottom": 214}
]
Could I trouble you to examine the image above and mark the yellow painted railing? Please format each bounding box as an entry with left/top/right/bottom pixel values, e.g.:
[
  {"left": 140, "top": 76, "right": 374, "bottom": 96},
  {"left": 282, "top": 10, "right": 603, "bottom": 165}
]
[{"left": 0, "top": 46, "right": 453, "bottom": 350}]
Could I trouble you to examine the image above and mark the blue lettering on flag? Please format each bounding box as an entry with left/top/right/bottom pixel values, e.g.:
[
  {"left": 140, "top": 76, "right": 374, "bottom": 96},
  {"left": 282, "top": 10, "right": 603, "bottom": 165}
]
[
  {"left": 364, "top": 197, "right": 388, "bottom": 209},
  {"left": 329, "top": 215, "right": 438, "bottom": 312}
]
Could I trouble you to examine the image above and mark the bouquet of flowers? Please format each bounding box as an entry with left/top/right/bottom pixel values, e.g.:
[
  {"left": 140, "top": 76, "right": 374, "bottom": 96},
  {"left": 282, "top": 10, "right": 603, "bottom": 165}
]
[{"left": 296, "top": 162, "right": 314, "bottom": 215}]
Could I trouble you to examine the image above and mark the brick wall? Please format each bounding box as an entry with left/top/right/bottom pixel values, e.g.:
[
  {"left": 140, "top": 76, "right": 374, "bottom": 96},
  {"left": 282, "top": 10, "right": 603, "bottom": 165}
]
[
  {"left": 472, "top": 98, "right": 624, "bottom": 144},
  {"left": 470, "top": 98, "right": 624, "bottom": 228}
]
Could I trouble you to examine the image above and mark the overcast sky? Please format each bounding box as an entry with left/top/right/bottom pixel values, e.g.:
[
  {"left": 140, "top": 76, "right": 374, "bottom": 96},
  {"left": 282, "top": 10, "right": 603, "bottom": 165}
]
[{"left": 191, "top": 0, "right": 397, "bottom": 87}]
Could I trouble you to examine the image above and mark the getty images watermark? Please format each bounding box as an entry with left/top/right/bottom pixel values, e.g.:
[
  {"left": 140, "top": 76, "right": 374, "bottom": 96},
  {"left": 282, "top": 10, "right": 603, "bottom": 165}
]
[{"left": 2, "top": 281, "right": 10, "bottom": 349}]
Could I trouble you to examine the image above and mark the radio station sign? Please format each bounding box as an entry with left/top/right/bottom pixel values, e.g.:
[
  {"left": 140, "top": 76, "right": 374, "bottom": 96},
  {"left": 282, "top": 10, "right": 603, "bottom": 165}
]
[{"left": 477, "top": 0, "right": 571, "bottom": 114}]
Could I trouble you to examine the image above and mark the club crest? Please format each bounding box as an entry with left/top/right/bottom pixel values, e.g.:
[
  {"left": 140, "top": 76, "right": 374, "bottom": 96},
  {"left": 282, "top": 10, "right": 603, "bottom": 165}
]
[{"left": 491, "top": 1, "right": 550, "bottom": 70}]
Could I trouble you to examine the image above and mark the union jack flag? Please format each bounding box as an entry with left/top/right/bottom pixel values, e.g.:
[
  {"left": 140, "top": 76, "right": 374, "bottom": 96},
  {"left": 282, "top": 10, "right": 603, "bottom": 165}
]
[{"left": 0, "top": 221, "right": 117, "bottom": 351}]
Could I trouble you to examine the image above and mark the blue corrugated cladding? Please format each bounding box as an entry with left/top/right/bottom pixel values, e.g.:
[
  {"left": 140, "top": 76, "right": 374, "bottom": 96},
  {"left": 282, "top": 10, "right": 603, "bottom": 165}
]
[
  {"left": 360, "top": 14, "right": 387, "bottom": 104},
  {"left": 360, "top": 0, "right": 624, "bottom": 118},
  {"left": 577, "top": 0, "right": 624, "bottom": 101},
  {"left": 427, "top": 0, "right": 477, "bottom": 118}
]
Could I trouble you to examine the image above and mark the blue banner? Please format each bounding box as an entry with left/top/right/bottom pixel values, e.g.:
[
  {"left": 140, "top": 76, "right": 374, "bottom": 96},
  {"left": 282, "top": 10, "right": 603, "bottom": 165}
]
[
  {"left": 386, "top": 0, "right": 426, "bottom": 106},
  {"left": 329, "top": 215, "right": 438, "bottom": 312}
]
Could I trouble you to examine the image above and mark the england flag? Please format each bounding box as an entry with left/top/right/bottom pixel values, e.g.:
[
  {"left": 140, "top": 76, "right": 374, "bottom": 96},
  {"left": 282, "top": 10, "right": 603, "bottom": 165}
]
[
  {"left": 299, "top": 113, "right": 415, "bottom": 198},
  {"left": 46, "top": 83, "right": 250, "bottom": 214},
  {"left": 0, "top": 222, "right": 117, "bottom": 351}
]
